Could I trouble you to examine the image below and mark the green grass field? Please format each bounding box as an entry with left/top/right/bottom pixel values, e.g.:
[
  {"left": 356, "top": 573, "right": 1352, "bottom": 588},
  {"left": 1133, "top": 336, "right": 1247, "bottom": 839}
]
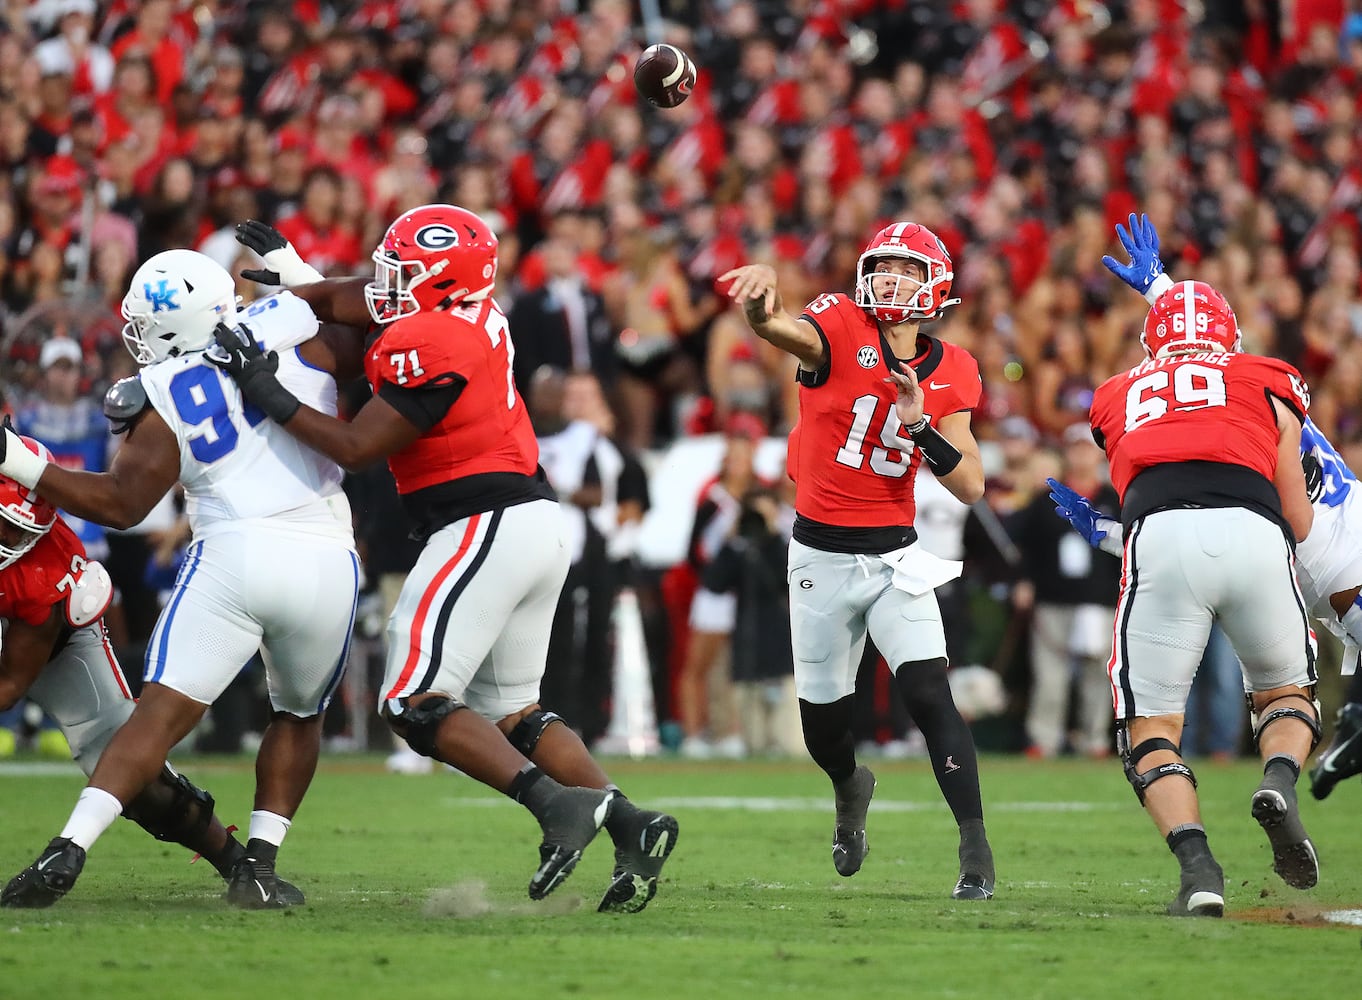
[{"left": 3, "top": 753, "right": 1359, "bottom": 999}]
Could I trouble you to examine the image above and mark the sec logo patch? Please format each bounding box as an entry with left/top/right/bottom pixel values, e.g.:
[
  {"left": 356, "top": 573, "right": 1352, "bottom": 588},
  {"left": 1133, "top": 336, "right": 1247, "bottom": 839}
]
[{"left": 857, "top": 346, "right": 879, "bottom": 368}]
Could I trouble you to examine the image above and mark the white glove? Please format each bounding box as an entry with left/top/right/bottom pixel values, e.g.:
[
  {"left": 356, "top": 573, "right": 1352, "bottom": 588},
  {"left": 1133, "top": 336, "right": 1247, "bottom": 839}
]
[{"left": 0, "top": 422, "right": 49, "bottom": 489}]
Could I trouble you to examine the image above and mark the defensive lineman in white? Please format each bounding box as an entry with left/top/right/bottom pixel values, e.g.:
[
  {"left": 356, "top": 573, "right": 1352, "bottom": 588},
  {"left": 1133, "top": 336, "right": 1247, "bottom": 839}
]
[{"left": 0, "top": 249, "right": 360, "bottom": 909}]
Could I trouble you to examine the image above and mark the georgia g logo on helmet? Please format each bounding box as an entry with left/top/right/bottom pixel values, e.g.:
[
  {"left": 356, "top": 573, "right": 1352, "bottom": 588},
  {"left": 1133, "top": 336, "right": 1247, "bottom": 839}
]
[{"left": 414, "top": 224, "right": 460, "bottom": 251}]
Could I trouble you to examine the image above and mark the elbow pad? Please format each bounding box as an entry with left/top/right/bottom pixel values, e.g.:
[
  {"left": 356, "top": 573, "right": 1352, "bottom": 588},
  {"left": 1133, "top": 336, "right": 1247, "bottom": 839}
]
[{"left": 66, "top": 560, "right": 114, "bottom": 628}]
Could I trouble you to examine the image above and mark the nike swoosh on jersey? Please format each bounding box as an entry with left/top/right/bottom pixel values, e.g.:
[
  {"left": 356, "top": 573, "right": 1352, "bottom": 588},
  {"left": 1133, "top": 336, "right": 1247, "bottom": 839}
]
[{"left": 928, "top": 381, "right": 950, "bottom": 390}]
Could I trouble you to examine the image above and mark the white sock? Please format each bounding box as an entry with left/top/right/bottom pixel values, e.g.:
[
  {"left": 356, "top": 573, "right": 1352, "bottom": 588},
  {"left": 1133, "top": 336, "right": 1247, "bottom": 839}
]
[
  {"left": 59, "top": 787, "right": 124, "bottom": 851},
  {"left": 248, "top": 810, "right": 292, "bottom": 848}
]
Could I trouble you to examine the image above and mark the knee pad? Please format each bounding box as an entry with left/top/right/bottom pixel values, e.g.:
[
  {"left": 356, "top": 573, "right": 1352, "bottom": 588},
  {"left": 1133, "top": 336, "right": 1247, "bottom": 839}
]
[
  {"left": 1117, "top": 726, "right": 1196, "bottom": 806},
  {"left": 123, "top": 765, "right": 216, "bottom": 845},
  {"left": 1252, "top": 692, "right": 1322, "bottom": 753},
  {"left": 385, "top": 695, "right": 465, "bottom": 759},
  {"left": 506, "top": 709, "right": 565, "bottom": 758}
]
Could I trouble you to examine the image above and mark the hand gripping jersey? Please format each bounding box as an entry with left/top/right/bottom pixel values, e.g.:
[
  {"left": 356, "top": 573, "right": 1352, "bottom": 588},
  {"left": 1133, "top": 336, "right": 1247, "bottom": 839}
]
[
  {"left": 364, "top": 298, "right": 540, "bottom": 494},
  {"left": 788, "top": 292, "right": 981, "bottom": 529},
  {"left": 139, "top": 291, "right": 349, "bottom": 541},
  {"left": 1089, "top": 351, "right": 1309, "bottom": 529},
  {"left": 0, "top": 518, "right": 96, "bottom": 627}
]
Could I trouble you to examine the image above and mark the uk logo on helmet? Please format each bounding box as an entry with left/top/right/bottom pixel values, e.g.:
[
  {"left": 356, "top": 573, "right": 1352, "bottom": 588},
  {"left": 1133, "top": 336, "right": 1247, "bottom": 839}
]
[
  {"left": 143, "top": 280, "right": 180, "bottom": 312},
  {"left": 414, "top": 224, "right": 459, "bottom": 250}
]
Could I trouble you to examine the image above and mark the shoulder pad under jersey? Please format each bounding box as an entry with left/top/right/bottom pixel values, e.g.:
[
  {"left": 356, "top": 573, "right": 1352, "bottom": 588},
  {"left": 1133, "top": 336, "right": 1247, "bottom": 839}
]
[{"left": 103, "top": 376, "right": 150, "bottom": 435}]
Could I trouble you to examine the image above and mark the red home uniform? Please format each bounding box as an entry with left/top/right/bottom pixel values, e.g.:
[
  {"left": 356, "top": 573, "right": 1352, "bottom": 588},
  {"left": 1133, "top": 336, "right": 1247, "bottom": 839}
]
[
  {"left": 1089, "top": 351, "right": 1310, "bottom": 503},
  {"left": 364, "top": 298, "right": 540, "bottom": 494},
  {"left": 789, "top": 293, "right": 981, "bottom": 529},
  {"left": 1, "top": 517, "right": 135, "bottom": 771},
  {"left": 1087, "top": 350, "right": 1315, "bottom": 720}
]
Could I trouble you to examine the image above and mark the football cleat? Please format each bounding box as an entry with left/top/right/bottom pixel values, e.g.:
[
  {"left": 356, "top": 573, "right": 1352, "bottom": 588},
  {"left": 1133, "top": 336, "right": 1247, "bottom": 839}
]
[
  {"left": 831, "top": 765, "right": 876, "bottom": 877},
  {"left": 598, "top": 810, "right": 679, "bottom": 914},
  {"left": 1309, "top": 702, "right": 1362, "bottom": 800},
  {"left": 1251, "top": 786, "right": 1319, "bottom": 890},
  {"left": 1, "top": 837, "right": 86, "bottom": 909},
  {"left": 224, "top": 854, "right": 300, "bottom": 910},
  {"left": 951, "top": 872, "right": 995, "bottom": 901},
  {"left": 529, "top": 787, "right": 615, "bottom": 901},
  {"left": 1167, "top": 857, "right": 1225, "bottom": 918}
]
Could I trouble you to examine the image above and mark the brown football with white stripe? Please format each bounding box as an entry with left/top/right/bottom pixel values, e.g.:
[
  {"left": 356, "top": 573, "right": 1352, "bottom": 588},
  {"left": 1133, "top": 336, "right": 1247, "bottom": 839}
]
[{"left": 633, "top": 44, "right": 696, "bottom": 108}]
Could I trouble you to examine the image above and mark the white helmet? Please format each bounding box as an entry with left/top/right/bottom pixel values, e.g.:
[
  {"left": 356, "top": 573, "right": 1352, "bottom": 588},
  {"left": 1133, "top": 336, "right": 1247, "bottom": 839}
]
[{"left": 121, "top": 249, "right": 238, "bottom": 365}]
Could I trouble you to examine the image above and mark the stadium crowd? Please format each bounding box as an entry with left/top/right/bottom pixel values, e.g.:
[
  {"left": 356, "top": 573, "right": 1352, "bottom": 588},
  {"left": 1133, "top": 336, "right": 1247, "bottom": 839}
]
[{"left": 1, "top": 0, "right": 1361, "bottom": 762}]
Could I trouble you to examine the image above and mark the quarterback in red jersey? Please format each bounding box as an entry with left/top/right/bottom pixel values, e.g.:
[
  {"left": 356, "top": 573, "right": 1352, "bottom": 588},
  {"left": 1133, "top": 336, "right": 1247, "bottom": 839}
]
[
  {"left": 215, "top": 207, "right": 677, "bottom": 912},
  {"left": 1083, "top": 279, "right": 1320, "bottom": 917},
  {"left": 720, "top": 222, "right": 995, "bottom": 900},
  {"left": 0, "top": 454, "right": 301, "bottom": 908}
]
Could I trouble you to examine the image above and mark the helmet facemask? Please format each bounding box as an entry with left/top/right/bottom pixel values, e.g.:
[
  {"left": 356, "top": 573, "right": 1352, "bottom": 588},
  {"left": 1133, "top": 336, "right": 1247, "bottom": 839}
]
[{"left": 854, "top": 248, "right": 960, "bottom": 323}]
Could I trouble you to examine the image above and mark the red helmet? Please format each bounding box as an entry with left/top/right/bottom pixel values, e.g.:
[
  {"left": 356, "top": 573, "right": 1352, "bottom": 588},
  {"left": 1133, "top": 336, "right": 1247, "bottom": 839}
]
[
  {"left": 854, "top": 222, "right": 961, "bottom": 324},
  {"left": 1140, "top": 280, "right": 1241, "bottom": 359},
  {"left": 0, "top": 439, "right": 57, "bottom": 570},
  {"left": 364, "top": 204, "right": 499, "bottom": 325}
]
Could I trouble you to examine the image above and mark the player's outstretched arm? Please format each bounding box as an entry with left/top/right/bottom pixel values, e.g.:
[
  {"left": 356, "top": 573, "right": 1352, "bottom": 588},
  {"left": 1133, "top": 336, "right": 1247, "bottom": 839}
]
[
  {"left": 0, "top": 413, "right": 179, "bottom": 531},
  {"left": 0, "top": 608, "right": 64, "bottom": 711},
  {"left": 719, "top": 264, "right": 827, "bottom": 371},
  {"left": 1101, "top": 212, "right": 1174, "bottom": 304},
  {"left": 1272, "top": 397, "right": 1313, "bottom": 543},
  {"left": 1046, "top": 477, "right": 1124, "bottom": 557},
  {"left": 234, "top": 220, "right": 372, "bottom": 327},
  {"left": 207, "top": 324, "right": 420, "bottom": 470}
]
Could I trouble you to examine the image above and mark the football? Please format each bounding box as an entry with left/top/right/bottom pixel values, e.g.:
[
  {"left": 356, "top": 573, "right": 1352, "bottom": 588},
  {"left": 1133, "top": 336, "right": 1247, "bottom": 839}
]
[{"left": 633, "top": 43, "right": 696, "bottom": 108}]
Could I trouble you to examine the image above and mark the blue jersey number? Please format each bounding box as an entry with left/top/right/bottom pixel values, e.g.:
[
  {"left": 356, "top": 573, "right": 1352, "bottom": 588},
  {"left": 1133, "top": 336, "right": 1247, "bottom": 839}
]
[
  {"left": 168, "top": 365, "right": 265, "bottom": 463},
  {"left": 1301, "top": 418, "right": 1355, "bottom": 508}
]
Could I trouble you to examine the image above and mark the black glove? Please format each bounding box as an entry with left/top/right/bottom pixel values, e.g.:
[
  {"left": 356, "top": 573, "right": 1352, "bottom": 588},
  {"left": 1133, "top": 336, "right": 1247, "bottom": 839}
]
[
  {"left": 205, "top": 322, "right": 301, "bottom": 424},
  {"left": 1302, "top": 450, "right": 1325, "bottom": 504},
  {"left": 235, "top": 220, "right": 287, "bottom": 285}
]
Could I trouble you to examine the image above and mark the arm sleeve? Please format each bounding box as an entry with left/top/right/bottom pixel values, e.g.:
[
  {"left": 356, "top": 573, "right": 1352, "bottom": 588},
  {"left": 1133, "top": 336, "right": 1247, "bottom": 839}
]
[{"left": 376, "top": 375, "right": 467, "bottom": 433}]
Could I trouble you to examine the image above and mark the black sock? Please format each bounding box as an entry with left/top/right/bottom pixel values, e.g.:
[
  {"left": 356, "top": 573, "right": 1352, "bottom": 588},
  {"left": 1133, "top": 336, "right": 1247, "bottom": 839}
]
[
  {"left": 603, "top": 786, "right": 640, "bottom": 840},
  {"left": 799, "top": 695, "right": 857, "bottom": 785},
  {"left": 1262, "top": 753, "right": 1301, "bottom": 793},
  {"left": 245, "top": 838, "right": 278, "bottom": 866},
  {"left": 1166, "top": 824, "right": 1212, "bottom": 867},
  {"left": 204, "top": 832, "right": 246, "bottom": 879},
  {"left": 508, "top": 764, "right": 566, "bottom": 821},
  {"left": 894, "top": 659, "right": 983, "bottom": 824},
  {"left": 958, "top": 817, "right": 993, "bottom": 877}
]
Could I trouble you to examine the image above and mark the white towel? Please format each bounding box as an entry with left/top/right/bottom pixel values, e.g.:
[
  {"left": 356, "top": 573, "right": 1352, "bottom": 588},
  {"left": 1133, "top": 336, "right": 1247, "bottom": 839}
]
[{"left": 879, "top": 542, "right": 963, "bottom": 597}]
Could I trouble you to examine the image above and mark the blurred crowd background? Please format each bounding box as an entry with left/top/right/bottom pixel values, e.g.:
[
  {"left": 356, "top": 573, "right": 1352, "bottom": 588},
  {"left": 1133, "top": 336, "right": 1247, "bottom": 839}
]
[{"left": 1, "top": 0, "right": 1360, "bottom": 766}]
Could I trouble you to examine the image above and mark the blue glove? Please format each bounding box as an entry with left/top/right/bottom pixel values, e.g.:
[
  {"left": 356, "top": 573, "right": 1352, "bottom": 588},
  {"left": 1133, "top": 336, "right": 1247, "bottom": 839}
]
[
  {"left": 1046, "top": 477, "right": 1108, "bottom": 547},
  {"left": 1101, "top": 212, "right": 1165, "bottom": 295}
]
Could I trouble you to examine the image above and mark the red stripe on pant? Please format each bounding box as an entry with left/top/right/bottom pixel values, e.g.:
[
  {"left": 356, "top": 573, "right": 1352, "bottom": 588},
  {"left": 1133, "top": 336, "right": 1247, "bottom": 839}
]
[
  {"left": 384, "top": 514, "right": 482, "bottom": 700},
  {"left": 100, "top": 626, "right": 133, "bottom": 700}
]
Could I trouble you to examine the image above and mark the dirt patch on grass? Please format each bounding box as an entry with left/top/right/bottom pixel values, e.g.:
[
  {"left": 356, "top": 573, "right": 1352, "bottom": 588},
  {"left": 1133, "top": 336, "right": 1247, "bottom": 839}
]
[{"left": 1236, "top": 904, "right": 1362, "bottom": 927}]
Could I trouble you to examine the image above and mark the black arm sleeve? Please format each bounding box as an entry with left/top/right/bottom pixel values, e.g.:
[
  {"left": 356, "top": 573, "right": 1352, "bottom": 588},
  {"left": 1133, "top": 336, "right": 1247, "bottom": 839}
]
[
  {"left": 794, "top": 318, "right": 832, "bottom": 389},
  {"left": 376, "top": 374, "right": 467, "bottom": 433}
]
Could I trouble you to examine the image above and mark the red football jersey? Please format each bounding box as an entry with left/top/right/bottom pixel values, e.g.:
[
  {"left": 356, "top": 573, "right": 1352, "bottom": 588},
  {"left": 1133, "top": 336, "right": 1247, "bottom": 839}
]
[
  {"left": 788, "top": 293, "right": 982, "bottom": 528},
  {"left": 1090, "top": 351, "right": 1310, "bottom": 501},
  {"left": 364, "top": 298, "right": 539, "bottom": 495},
  {"left": 0, "top": 519, "right": 88, "bottom": 627}
]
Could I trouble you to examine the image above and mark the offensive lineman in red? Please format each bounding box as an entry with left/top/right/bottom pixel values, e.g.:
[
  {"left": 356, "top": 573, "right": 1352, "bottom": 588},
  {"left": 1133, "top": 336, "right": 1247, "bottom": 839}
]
[
  {"left": 720, "top": 223, "right": 995, "bottom": 899},
  {"left": 0, "top": 450, "right": 303, "bottom": 907},
  {"left": 1085, "top": 280, "right": 1319, "bottom": 917},
  {"left": 212, "top": 206, "right": 678, "bottom": 912}
]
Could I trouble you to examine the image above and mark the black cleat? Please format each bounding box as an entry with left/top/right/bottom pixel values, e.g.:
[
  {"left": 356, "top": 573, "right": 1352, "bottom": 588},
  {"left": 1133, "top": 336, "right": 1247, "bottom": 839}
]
[
  {"left": 951, "top": 872, "right": 995, "bottom": 900},
  {"left": 831, "top": 765, "right": 876, "bottom": 877},
  {"left": 529, "top": 787, "right": 615, "bottom": 901},
  {"left": 598, "top": 810, "right": 679, "bottom": 914},
  {"left": 1, "top": 837, "right": 86, "bottom": 909},
  {"left": 1167, "top": 858, "right": 1225, "bottom": 917},
  {"left": 1309, "top": 703, "right": 1362, "bottom": 800},
  {"left": 1251, "top": 786, "right": 1319, "bottom": 890},
  {"left": 224, "top": 854, "right": 300, "bottom": 910}
]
